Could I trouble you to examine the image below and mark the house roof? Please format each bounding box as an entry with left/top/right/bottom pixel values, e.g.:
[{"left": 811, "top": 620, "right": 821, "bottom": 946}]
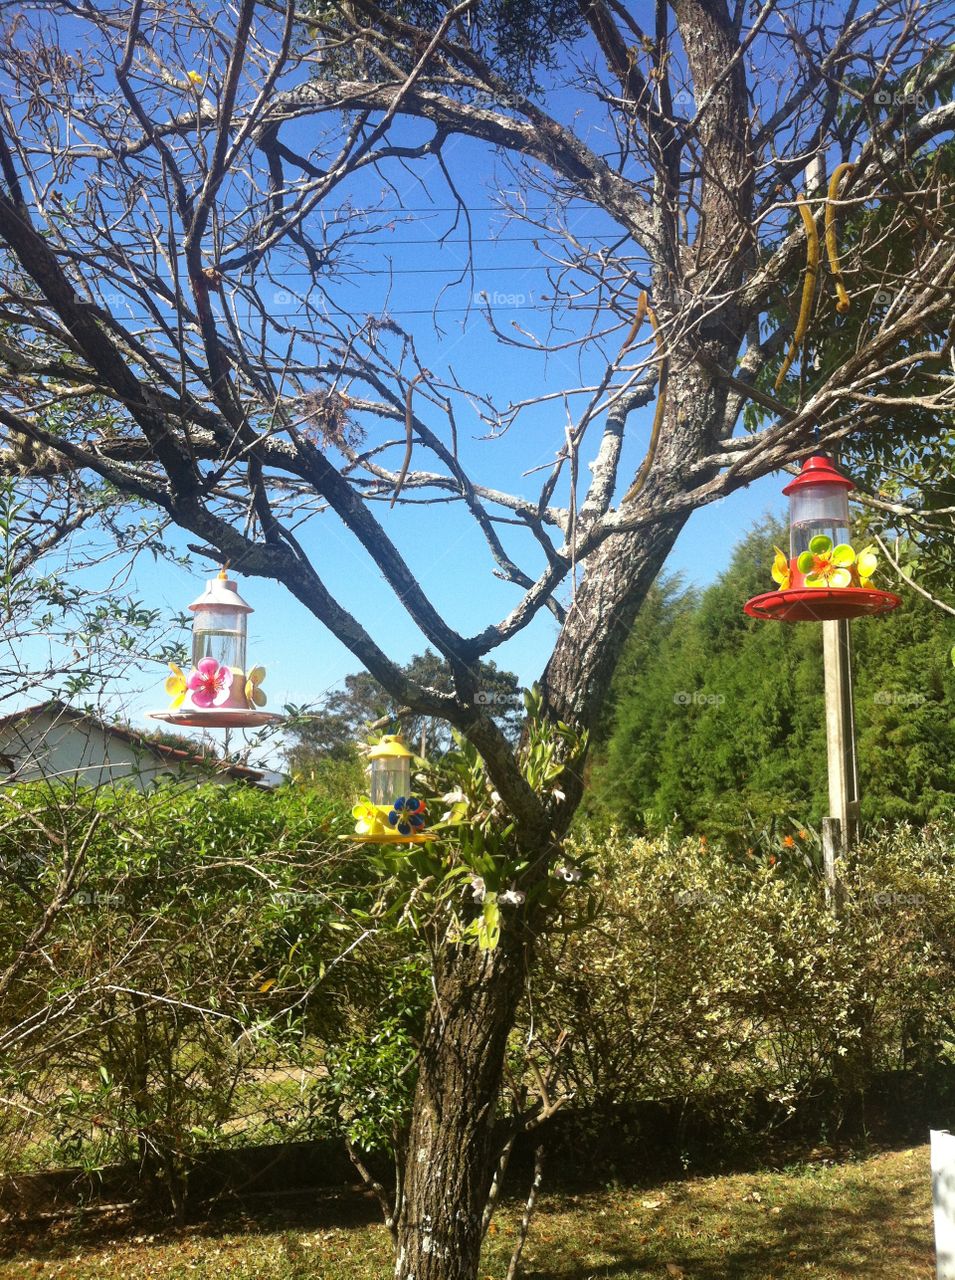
[{"left": 0, "top": 699, "right": 270, "bottom": 785}]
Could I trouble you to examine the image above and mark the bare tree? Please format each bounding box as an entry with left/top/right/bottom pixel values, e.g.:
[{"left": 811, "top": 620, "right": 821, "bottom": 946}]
[{"left": 0, "top": 2, "right": 952, "bottom": 1276}]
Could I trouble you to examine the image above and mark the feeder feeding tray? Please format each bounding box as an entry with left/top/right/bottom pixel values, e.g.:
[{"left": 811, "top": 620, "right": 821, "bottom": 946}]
[
  {"left": 347, "top": 831, "right": 437, "bottom": 846},
  {"left": 148, "top": 707, "right": 280, "bottom": 730},
  {"left": 744, "top": 586, "right": 902, "bottom": 623}
]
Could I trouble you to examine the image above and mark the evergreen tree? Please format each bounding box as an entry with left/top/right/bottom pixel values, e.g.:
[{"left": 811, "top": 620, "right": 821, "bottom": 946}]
[{"left": 587, "top": 522, "right": 955, "bottom": 838}]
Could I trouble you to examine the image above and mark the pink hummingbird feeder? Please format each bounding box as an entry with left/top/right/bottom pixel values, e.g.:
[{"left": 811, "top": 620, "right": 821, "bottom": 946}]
[
  {"left": 148, "top": 569, "right": 280, "bottom": 729},
  {"left": 743, "top": 455, "right": 902, "bottom": 623}
]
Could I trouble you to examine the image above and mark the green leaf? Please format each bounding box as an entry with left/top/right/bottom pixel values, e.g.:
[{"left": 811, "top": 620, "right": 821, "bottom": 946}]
[{"left": 477, "top": 897, "right": 501, "bottom": 950}]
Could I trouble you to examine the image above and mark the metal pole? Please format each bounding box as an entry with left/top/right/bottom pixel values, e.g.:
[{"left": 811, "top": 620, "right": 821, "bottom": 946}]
[{"left": 822, "top": 617, "right": 860, "bottom": 881}]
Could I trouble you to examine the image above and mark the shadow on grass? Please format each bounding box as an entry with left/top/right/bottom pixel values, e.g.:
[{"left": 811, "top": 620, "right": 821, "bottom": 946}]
[
  {"left": 0, "top": 1146, "right": 934, "bottom": 1279},
  {"left": 506, "top": 1174, "right": 931, "bottom": 1280},
  {"left": 0, "top": 1185, "right": 384, "bottom": 1264}
]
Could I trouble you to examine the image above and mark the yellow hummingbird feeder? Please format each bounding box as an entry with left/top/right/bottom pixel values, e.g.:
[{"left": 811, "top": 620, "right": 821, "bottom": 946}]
[{"left": 351, "top": 734, "right": 436, "bottom": 844}]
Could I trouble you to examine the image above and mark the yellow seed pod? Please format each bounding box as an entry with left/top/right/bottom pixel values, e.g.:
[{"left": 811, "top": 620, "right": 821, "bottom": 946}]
[
  {"left": 622, "top": 301, "right": 668, "bottom": 504},
  {"left": 619, "top": 290, "right": 649, "bottom": 356},
  {"left": 775, "top": 195, "right": 820, "bottom": 392},
  {"left": 825, "top": 162, "right": 855, "bottom": 315}
]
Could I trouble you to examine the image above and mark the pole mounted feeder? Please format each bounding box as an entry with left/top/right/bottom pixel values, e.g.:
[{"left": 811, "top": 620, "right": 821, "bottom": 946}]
[
  {"left": 743, "top": 455, "right": 902, "bottom": 872},
  {"left": 744, "top": 455, "right": 901, "bottom": 622},
  {"left": 148, "top": 569, "right": 281, "bottom": 730}
]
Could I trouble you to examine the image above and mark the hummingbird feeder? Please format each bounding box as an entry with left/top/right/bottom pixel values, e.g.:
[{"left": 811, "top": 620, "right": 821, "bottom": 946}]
[
  {"left": 148, "top": 569, "right": 280, "bottom": 729},
  {"left": 744, "top": 456, "right": 902, "bottom": 623},
  {"left": 351, "top": 734, "right": 435, "bottom": 844}
]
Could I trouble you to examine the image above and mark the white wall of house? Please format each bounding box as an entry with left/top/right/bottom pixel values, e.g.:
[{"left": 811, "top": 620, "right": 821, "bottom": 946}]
[{"left": 0, "top": 709, "right": 197, "bottom": 791}]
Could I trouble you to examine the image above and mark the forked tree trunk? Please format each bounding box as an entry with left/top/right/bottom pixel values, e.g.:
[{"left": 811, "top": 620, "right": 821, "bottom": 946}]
[{"left": 394, "top": 938, "right": 527, "bottom": 1280}]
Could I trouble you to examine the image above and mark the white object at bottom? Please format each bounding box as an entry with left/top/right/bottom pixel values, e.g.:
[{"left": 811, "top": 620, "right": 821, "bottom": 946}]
[{"left": 932, "top": 1129, "right": 955, "bottom": 1279}]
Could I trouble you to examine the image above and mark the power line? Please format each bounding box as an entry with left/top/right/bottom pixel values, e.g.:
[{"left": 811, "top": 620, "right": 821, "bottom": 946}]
[
  {"left": 320, "top": 233, "right": 631, "bottom": 246},
  {"left": 63, "top": 303, "right": 613, "bottom": 319},
  {"left": 252, "top": 264, "right": 644, "bottom": 278}
]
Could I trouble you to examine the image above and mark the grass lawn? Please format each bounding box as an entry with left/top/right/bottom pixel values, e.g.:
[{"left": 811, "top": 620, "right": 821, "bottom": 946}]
[{"left": 0, "top": 1143, "right": 935, "bottom": 1278}]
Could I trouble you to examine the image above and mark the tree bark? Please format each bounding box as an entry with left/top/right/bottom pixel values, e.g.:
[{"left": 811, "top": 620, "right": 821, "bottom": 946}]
[{"left": 394, "top": 938, "right": 527, "bottom": 1280}]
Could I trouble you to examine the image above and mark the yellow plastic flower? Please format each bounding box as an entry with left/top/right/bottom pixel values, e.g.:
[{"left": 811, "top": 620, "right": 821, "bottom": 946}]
[
  {"left": 352, "top": 797, "right": 386, "bottom": 837},
  {"left": 164, "top": 663, "right": 188, "bottom": 709},
  {"left": 771, "top": 546, "right": 791, "bottom": 590},
  {"left": 797, "top": 535, "right": 855, "bottom": 589},
  {"left": 245, "top": 665, "right": 267, "bottom": 708},
  {"left": 186, "top": 70, "right": 204, "bottom": 85},
  {"left": 856, "top": 544, "right": 878, "bottom": 588}
]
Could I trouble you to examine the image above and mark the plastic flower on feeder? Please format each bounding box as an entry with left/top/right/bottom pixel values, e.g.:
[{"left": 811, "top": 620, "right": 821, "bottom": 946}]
[
  {"left": 187, "top": 657, "right": 233, "bottom": 707},
  {"left": 353, "top": 797, "right": 384, "bottom": 836},
  {"left": 387, "top": 796, "right": 427, "bottom": 836},
  {"left": 771, "top": 546, "right": 791, "bottom": 590},
  {"left": 856, "top": 544, "right": 878, "bottom": 588},
  {"left": 164, "top": 663, "right": 189, "bottom": 709},
  {"left": 797, "top": 535, "right": 855, "bottom": 589},
  {"left": 245, "top": 665, "right": 267, "bottom": 708}
]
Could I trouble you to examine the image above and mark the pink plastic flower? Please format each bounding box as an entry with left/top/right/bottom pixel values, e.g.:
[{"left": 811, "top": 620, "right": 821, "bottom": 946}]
[{"left": 188, "top": 657, "right": 233, "bottom": 708}]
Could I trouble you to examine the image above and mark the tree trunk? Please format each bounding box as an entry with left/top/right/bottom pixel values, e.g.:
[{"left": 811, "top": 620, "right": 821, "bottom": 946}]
[{"left": 394, "top": 938, "right": 527, "bottom": 1280}]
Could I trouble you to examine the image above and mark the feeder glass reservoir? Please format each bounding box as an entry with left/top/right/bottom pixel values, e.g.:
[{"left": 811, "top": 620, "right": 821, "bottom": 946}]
[
  {"left": 190, "top": 572, "right": 251, "bottom": 672},
  {"left": 367, "top": 735, "right": 413, "bottom": 805},
  {"left": 785, "top": 457, "right": 853, "bottom": 560}
]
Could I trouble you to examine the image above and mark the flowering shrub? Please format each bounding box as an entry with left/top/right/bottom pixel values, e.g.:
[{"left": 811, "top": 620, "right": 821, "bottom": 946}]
[{"left": 531, "top": 824, "right": 955, "bottom": 1114}]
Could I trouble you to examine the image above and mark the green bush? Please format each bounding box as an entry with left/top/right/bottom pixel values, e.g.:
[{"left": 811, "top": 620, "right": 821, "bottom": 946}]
[
  {"left": 0, "top": 782, "right": 379, "bottom": 1214},
  {"left": 532, "top": 824, "right": 955, "bottom": 1117},
  {"left": 4, "top": 778, "right": 955, "bottom": 1211}
]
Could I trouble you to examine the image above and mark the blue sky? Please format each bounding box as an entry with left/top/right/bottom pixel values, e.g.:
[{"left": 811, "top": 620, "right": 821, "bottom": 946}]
[
  {"left": 105, "top": 472, "right": 787, "bottom": 741},
  {"left": 4, "top": 15, "right": 798, "bottom": 756}
]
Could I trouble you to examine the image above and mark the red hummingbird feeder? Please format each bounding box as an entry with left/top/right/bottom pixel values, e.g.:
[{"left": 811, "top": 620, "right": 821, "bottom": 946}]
[{"left": 744, "top": 456, "right": 902, "bottom": 623}]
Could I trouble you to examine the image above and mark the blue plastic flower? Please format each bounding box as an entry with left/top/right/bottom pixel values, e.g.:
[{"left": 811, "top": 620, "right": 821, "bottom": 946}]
[{"left": 387, "top": 795, "right": 427, "bottom": 835}]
